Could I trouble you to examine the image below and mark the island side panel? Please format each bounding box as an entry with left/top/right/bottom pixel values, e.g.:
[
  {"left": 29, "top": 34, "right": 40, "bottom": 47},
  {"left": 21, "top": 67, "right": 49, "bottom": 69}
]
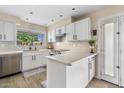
[
  {"left": 66, "top": 58, "right": 89, "bottom": 88},
  {"left": 47, "top": 59, "right": 66, "bottom": 88}
]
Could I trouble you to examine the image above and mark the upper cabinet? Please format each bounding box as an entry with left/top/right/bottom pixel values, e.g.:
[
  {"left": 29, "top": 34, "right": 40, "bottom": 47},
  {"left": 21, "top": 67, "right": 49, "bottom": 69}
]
[
  {"left": 55, "top": 26, "right": 66, "bottom": 36},
  {"left": 48, "top": 29, "right": 56, "bottom": 42},
  {"left": 66, "top": 18, "right": 91, "bottom": 41},
  {"left": 0, "top": 21, "right": 16, "bottom": 41},
  {"left": 66, "top": 23, "right": 75, "bottom": 41}
]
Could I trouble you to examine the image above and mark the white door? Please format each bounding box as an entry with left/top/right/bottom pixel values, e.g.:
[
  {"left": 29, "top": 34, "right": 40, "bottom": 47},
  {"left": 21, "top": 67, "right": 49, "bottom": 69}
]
[
  {"left": 4, "top": 22, "right": 16, "bottom": 41},
  {"left": 101, "top": 17, "right": 119, "bottom": 85},
  {"left": 66, "top": 23, "right": 75, "bottom": 41},
  {"left": 0, "top": 21, "right": 4, "bottom": 41},
  {"left": 119, "top": 15, "right": 124, "bottom": 87}
]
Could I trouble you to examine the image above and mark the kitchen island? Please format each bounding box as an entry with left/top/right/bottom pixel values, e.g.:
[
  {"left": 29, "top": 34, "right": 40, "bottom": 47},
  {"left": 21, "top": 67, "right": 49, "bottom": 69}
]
[{"left": 46, "top": 50, "right": 97, "bottom": 88}]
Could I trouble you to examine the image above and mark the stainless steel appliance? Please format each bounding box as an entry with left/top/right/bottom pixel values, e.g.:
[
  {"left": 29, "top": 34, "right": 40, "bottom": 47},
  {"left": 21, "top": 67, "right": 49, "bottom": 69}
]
[{"left": 0, "top": 53, "right": 22, "bottom": 77}]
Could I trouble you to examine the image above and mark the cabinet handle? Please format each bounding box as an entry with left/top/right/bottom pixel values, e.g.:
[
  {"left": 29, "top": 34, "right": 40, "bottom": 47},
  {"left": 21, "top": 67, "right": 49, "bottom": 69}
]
[
  {"left": 32, "top": 56, "right": 33, "bottom": 60},
  {"left": 73, "top": 35, "right": 75, "bottom": 40},
  {"left": 75, "top": 35, "right": 77, "bottom": 40},
  {"left": 0, "top": 34, "right": 2, "bottom": 40},
  {"left": 33, "top": 56, "right": 36, "bottom": 60},
  {"left": 4, "top": 34, "right": 6, "bottom": 40},
  {"left": 89, "top": 63, "right": 92, "bottom": 69}
]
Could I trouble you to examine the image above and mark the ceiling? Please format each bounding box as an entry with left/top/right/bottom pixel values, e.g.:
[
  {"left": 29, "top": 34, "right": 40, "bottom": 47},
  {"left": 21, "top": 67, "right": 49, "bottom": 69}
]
[{"left": 0, "top": 5, "right": 107, "bottom": 26}]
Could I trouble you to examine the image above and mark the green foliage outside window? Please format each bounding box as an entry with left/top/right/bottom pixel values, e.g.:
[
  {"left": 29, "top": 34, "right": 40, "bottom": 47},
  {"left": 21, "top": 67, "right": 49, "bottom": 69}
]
[{"left": 17, "top": 32, "right": 38, "bottom": 45}]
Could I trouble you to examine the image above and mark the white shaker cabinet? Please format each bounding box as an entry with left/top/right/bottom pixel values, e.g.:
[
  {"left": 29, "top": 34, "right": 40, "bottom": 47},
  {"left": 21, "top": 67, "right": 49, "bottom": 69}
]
[
  {"left": 34, "top": 53, "right": 47, "bottom": 68},
  {"left": 22, "top": 55, "right": 34, "bottom": 71},
  {"left": 88, "top": 56, "right": 95, "bottom": 81},
  {"left": 55, "top": 26, "right": 66, "bottom": 36},
  {"left": 75, "top": 18, "right": 91, "bottom": 41},
  {"left": 47, "top": 54, "right": 96, "bottom": 88},
  {"left": 22, "top": 52, "right": 48, "bottom": 71},
  {"left": 47, "top": 58, "right": 89, "bottom": 88},
  {"left": 0, "top": 21, "right": 16, "bottom": 41},
  {"left": 66, "top": 58, "right": 89, "bottom": 88},
  {"left": 66, "top": 18, "right": 91, "bottom": 41},
  {"left": 4, "top": 22, "right": 16, "bottom": 41},
  {"left": 0, "top": 21, "right": 4, "bottom": 40},
  {"left": 66, "top": 23, "right": 75, "bottom": 41}
]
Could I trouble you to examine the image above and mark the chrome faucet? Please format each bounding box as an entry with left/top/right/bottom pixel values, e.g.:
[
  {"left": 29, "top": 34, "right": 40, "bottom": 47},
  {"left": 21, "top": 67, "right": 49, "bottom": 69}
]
[{"left": 29, "top": 45, "right": 32, "bottom": 51}]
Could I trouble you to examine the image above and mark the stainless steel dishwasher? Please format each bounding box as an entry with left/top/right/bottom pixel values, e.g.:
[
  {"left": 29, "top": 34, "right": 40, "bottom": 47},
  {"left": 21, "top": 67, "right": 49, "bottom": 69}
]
[{"left": 0, "top": 53, "right": 22, "bottom": 77}]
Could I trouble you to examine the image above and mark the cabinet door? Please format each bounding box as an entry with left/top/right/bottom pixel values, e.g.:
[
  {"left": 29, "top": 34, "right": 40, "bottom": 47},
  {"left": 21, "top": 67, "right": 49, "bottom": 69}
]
[
  {"left": 4, "top": 22, "right": 16, "bottom": 41},
  {"left": 66, "top": 58, "right": 89, "bottom": 88},
  {"left": 34, "top": 53, "right": 48, "bottom": 68},
  {"left": 66, "top": 23, "right": 75, "bottom": 41},
  {"left": 41, "top": 52, "right": 49, "bottom": 66},
  {"left": 34, "top": 54, "right": 42, "bottom": 68},
  {"left": 75, "top": 18, "right": 91, "bottom": 41},
  {"left": 89, "top": 59, "right": 95, "bottom": 80},
  {"left": 56, "top": 26, "right": 65, "bottom": 35},
  {"left": 22, "top": 55, "right": 34, "bottom": 71},
  {"left": 0, "top": 21, "right": 4, "bottom": 41}
]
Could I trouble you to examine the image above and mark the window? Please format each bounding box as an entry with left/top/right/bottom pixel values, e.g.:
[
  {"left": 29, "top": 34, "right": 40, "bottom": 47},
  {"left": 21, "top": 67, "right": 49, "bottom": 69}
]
[{"left": 17, "top": 31, "right": 45, "bottom": 45}]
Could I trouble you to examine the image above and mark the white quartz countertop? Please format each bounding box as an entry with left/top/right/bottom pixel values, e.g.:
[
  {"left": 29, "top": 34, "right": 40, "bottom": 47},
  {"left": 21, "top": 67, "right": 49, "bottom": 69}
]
[
  {"left": 46, "top": 51, "right": 97, "bottom": 65},
  {"left": 0, "top": 50, "right": 23, "bottom": 56},
  {"left": 0, "top": 49, "right": 49, "bottom": 56},
  {"left": 23, "top": 49, "right": 49, "bottom": 56}
]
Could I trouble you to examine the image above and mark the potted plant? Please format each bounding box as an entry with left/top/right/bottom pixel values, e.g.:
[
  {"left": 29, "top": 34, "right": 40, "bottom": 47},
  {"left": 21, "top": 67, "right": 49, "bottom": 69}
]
[{"left": 88, "top": 39, "right": 95, "bottom": 53}]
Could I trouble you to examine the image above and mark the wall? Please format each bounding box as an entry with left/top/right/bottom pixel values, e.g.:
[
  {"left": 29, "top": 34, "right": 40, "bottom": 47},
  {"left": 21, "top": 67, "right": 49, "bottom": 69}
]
[
  {"left": 47, "top": 14, "right": 89, "bottom": 51},
  {"left": 78, "top": 5, "right": 124, "bottom": 30},
  {"left": 0, "top": 12, "right": 47, "bottom": 32},
  {"left": 77, "top": 5, "right": 124, "bottom": 78},
  {"left": 0, "top": 12, "right": 48, "bottom": 50},
  {"left": 48, "top": 16, "right": 77, "bottom": 31},
  {"left": 54, "top": 41, "right": 90, "bottom": 52}
]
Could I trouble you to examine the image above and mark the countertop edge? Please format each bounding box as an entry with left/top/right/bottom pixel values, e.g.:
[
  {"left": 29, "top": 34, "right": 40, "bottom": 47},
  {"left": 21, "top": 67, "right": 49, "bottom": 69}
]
[{"left": 46, "top": 53, "right": 97, "bottom": 66}]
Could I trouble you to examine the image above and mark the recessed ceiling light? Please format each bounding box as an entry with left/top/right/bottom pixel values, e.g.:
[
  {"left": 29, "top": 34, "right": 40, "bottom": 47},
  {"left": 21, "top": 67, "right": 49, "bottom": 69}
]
[
  {"left": 29, "top": 12, "right": 33, "bottom": 14},
  {"left": 26, "top": 18, "right": 29, "bottom": 20},
  {"left": 72, "top": 8, "right": 76, "bottom": 10}
]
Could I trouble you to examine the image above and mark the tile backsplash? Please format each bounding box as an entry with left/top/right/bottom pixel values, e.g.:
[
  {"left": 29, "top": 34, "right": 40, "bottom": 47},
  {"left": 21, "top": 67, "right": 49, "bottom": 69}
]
[
  {"left": 54, "top": 41, "right": 90, "bottom": 52},
  {"left": 0, "top": 41, "right": 17, "bottom": 51}
]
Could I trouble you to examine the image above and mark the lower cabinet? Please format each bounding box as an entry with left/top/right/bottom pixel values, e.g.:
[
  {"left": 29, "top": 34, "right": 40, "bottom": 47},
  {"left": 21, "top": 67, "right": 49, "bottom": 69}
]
[
  {"left": 22, "top": 55, "right": 34, "bottom": 71},
  {"left": 47, "top": 55, "right": 96, "bottom": 88},
  {"left": 66, "top": 58, "right": 89, "bottom": 88},
  {"left": 88, "top": 56, "right": 95, "bottom": 81},
  {"left": 34, "top": 54, "right": 47, "bottom": 68},
  {"left": 22, "top": 53, "right": 48, "bottom": 71}
]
